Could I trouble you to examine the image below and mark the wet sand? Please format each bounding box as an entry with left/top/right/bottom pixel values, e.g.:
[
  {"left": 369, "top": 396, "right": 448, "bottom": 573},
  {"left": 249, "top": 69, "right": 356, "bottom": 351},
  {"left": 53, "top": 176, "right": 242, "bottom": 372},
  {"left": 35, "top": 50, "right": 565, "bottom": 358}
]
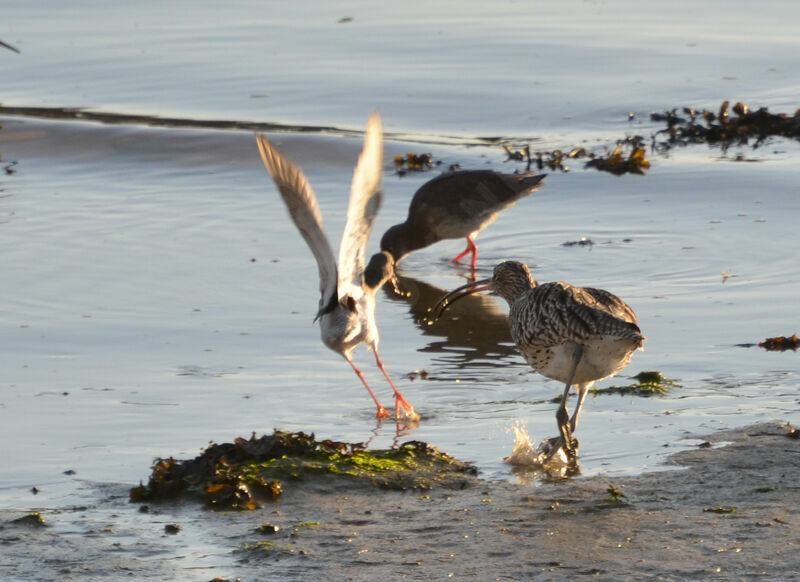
[{"left": 3, "top": 422, "right": 798, "bottom": 580}]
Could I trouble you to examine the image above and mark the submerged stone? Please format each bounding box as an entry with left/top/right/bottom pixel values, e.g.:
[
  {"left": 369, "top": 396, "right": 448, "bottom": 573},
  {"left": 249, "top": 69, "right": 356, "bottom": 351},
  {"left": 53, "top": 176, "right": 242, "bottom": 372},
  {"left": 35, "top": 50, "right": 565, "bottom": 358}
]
[{"left": 9, "top": 512, "right": 47, "bottom": 527}]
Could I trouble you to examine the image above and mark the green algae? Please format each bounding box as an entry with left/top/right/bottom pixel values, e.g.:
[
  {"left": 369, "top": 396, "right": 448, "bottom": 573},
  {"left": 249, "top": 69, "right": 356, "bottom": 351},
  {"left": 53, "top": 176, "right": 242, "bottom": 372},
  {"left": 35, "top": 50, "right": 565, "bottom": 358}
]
[
  {"left": 289, "top": 521, "right": 321, "bottom": 539},
  {"left": 237, "top": 540, "right": 275, "bottom": 552},
  {"left": 604, "top": 485, "right": 625, "bottom": 504},
  {"left": 233, "top": 539, "right": 308, "bottom": 558},
  {"left": 593, "top": 371, "right": 681, "bottom": 397},
  {"left": 551, "top": 371, "right": 681, "bottom": 403},
  {"left": 703, "top": 507, "right": 737, "bottom": 514},
  {"left": 130, "top": 430, "right": 477, "bottom": 511}
]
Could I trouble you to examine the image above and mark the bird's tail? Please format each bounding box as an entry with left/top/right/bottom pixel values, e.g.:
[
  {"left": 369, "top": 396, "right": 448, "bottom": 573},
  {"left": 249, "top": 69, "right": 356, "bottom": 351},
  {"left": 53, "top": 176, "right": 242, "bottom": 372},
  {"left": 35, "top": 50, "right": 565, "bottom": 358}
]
[{"left": 515, "top": 172, "right": 547, "bottom": 193}]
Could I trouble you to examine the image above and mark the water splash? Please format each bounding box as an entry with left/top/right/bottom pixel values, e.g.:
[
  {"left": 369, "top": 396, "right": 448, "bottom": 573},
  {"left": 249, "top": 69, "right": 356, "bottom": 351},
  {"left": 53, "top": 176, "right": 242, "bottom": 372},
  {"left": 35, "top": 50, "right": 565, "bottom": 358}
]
[
  {"left": 504, "top": 421, "right": 572, "bottom": 475},
  {"left": 504, "top": 421, "right": 542, "bottom": 467}
]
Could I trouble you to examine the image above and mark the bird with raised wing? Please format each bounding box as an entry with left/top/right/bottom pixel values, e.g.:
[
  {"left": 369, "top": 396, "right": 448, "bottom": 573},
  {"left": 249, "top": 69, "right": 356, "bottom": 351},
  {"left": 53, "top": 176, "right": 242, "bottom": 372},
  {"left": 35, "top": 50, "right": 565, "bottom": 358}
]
[
  {"left": 431, "top": 260, "right": 644, "bottom": 460},
  {"left": 255, "top": 113, "right": 418, "bottom": 423},
  {"left": 380, "top": 170, "right": 545, "bottom": 270}
]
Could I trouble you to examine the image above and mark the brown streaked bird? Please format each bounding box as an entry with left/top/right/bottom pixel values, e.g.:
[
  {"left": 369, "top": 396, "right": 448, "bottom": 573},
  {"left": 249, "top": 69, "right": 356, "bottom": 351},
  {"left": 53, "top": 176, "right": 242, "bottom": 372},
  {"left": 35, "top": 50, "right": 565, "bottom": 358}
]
[
  {"left": 380, "top": 170, "right": 546, "bottom": 269},
  {"left": 254, "top": 113, "right": 418, "bottom": 423},
  {"left": 432, "top": 260, "right": 644, "bottom": 459}
]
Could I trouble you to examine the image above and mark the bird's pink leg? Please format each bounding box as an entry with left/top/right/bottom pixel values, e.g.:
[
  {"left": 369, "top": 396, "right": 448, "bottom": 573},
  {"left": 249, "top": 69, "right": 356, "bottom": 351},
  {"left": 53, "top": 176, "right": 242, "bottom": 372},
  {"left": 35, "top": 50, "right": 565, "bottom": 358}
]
[
  {"left": 450, "top": 236, "right": 478, "bottom": 266},
  {"left": 373, "top": 350, "right": 418, "bottom": 422},
  {"left": 469, "top": 237, "right": 478, "bottom": 270},
  {"left": 344, "top": 355, "right": 391, "bottom": 419}
]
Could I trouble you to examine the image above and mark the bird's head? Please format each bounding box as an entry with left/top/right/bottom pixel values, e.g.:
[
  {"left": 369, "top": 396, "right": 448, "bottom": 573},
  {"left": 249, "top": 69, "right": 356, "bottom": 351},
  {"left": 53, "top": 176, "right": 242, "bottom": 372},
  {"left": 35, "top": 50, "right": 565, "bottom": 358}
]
[
  {"left": 489, "top": 261, "right": 537, "bottom": 305},
  {"left": 428, "top": 260, "right": 537, "bottom": 321},
  {"left": 363, "top": 251, "right": 396, "bottom": 292}
]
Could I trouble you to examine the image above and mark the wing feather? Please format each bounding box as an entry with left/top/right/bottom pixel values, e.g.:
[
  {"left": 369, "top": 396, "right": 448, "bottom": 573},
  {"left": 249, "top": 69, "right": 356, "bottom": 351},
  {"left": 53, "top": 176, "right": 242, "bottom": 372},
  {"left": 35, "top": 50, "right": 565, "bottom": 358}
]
[
  {"left": 254, "top": 134, "right": 337, "bottom": 313},
  {"left": 337, "top": 112, "right": 384, "bottom": 296}
]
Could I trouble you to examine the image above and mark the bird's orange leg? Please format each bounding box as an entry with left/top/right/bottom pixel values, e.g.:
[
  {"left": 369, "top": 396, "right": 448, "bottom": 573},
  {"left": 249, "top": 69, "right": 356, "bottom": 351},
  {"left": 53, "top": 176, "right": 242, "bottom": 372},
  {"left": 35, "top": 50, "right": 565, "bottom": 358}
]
[
  {"left": 345, "top": 355, "right": 391, "bottom": 419},
  {"left": 469, "top": 237, "right": 478, "bottom": 270},
  {"left": 373, "top": 350, "right": 419, "bottom": 423},
  {"left": 450, "top": 236, "right": 478, "bottom": 266}
]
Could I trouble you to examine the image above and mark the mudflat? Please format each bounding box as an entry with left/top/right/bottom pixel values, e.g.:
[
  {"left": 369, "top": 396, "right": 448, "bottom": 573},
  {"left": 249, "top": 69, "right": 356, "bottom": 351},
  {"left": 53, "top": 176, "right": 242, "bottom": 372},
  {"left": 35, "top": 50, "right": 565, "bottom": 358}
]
[{"left": 3, "top": 422, "right": 798, "bottom": 580}]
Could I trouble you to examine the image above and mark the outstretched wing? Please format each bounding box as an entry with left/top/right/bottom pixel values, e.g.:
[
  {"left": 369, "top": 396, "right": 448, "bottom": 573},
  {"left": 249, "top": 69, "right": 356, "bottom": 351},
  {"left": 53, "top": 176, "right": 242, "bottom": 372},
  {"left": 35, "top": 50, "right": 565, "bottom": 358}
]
[
  {"left": 254, "top": 134, "right": 337, "bottom": 316},
  {"left": 337, "top": 112, "right": 384, "bottom": 297}
]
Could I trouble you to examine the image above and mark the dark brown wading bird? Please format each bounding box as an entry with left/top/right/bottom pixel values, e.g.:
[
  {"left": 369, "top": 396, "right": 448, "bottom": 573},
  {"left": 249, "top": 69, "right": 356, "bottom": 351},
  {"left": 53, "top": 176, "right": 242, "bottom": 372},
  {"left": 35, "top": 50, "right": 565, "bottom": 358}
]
[
  {"left": 380, "top": 170, "right": 546, "bottom": 270},
  {"left": 432, "top": 260, "right": 644, "bottom": 461},
  {"left": 255, "top": 113, "right": 418, "bottom": 424}
]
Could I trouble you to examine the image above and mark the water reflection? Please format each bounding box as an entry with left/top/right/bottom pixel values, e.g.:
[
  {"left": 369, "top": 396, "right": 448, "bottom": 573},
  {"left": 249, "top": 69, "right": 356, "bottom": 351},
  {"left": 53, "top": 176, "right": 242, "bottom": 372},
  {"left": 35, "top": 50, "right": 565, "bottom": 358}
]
[{"left": 381, "top": 273, "right": 521, "bottom": 372}]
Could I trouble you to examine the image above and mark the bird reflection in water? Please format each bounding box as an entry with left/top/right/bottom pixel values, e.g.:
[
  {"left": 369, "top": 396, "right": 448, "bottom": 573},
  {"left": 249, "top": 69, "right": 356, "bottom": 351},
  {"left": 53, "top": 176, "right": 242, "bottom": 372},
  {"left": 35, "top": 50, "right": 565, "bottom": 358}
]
[{"left": 380, "top": 272, "right": 520, "bottom": 375}]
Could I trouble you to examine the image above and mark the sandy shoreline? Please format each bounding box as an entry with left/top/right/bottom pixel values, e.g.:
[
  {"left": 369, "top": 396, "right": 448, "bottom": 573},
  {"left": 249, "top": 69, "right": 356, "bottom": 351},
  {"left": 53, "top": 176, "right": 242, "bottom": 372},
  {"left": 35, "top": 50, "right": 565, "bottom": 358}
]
[{"left": 2, "top": 422, "right": 799, "bottom": 581}]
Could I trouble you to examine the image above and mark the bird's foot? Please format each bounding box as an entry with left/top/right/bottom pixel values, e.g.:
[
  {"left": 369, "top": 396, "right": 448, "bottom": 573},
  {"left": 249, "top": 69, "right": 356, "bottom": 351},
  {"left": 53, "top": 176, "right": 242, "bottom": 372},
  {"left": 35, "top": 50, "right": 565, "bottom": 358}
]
[
  {"left": 395, "top": 397, "right": 420, "bottom": 426},
  {"left": 375, "top": 405, "right": 392, "bottom": 420},
  {"left": 539, "top": 436, "right": 580, "bottom": 467},
  {"left": 451, "top": 237, "right": 477, "bottom": 267},
  {"left": 450, "top": 252, "right": 468, "bottom": 264},
  {"left": 557, "top": 422, "right": 579, "bottom": 458},
  {"left": 563, "top": 435, "right": 579, "bottom": 459}
]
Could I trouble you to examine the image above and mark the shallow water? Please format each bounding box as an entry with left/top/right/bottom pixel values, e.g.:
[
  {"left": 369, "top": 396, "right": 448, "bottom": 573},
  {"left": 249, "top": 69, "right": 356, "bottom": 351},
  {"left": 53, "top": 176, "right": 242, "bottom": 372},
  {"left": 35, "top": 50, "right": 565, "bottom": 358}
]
[
  {"left": 2, "top": 1, "right": 800, "bottom": 578},
  {"left": 2, "top": 117, "right": 796, "bottom": 487},
  {"left": 5, "top": 0, "right": 800, "bottom": 135}
]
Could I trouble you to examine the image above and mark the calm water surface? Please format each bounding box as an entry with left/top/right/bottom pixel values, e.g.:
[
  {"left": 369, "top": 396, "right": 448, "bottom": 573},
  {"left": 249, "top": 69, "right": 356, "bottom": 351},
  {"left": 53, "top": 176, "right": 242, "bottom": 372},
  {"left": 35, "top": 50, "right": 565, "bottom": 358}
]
[{"left": 1, "top": 1, "right": 799, "bottom": 569}]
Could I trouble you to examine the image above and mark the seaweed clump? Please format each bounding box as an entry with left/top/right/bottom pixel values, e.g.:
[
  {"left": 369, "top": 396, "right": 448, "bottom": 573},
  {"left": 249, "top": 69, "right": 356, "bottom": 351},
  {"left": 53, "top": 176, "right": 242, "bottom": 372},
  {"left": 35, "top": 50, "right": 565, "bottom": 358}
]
[
  {"left": 509, "top": 139, "right": 649, "bottom": 176},
  {"left": 585, "top": 138, "right": 651, "bottom": 175},
  {"left": 651, "top": 101, "right": 800, "bottom": 152},
  {"left": 593, "top": 370, "right": 681, "bottom": 397},
  {"left": 758, "top": 334, "right": 799, "bottom": 352},
  {"left": 502, "top": 101, "right": 800, "bottom": 177},
  {"left": 394, "top": 152, "right": 435, "bottom": 174},
  {"left": 550, "top": 371, "right": 680, "bottom": 403},
  {"left": 529, "top": 147, "right": 588, "bottom": 173},
  {"left": 130, "top": 430, "right": 477, "bottom": 511}
]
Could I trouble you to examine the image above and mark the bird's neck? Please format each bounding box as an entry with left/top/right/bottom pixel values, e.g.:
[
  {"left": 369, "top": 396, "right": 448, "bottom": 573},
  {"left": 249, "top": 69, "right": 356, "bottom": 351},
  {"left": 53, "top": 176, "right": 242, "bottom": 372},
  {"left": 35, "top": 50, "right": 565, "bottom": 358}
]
[
  {"left": 363, "top": 252, "right": 394, "bottom": 292},
  {"left": 380, "top": 223, "right": 436, "bottom": 261}
]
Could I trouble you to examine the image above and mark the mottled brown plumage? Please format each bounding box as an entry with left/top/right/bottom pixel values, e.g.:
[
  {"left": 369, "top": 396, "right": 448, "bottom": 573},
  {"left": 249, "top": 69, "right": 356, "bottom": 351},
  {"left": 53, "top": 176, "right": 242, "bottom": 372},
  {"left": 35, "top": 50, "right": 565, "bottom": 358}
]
[{"left": 432, "top": 260, "right": 645, "bottom": 459}]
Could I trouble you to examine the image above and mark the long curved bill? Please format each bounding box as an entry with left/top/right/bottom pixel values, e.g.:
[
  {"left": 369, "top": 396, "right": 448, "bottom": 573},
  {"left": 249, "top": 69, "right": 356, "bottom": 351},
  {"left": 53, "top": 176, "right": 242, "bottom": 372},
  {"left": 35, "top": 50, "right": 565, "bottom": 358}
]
[{"left": 426, "top": 277, "right": 494, "bottom": 324}]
